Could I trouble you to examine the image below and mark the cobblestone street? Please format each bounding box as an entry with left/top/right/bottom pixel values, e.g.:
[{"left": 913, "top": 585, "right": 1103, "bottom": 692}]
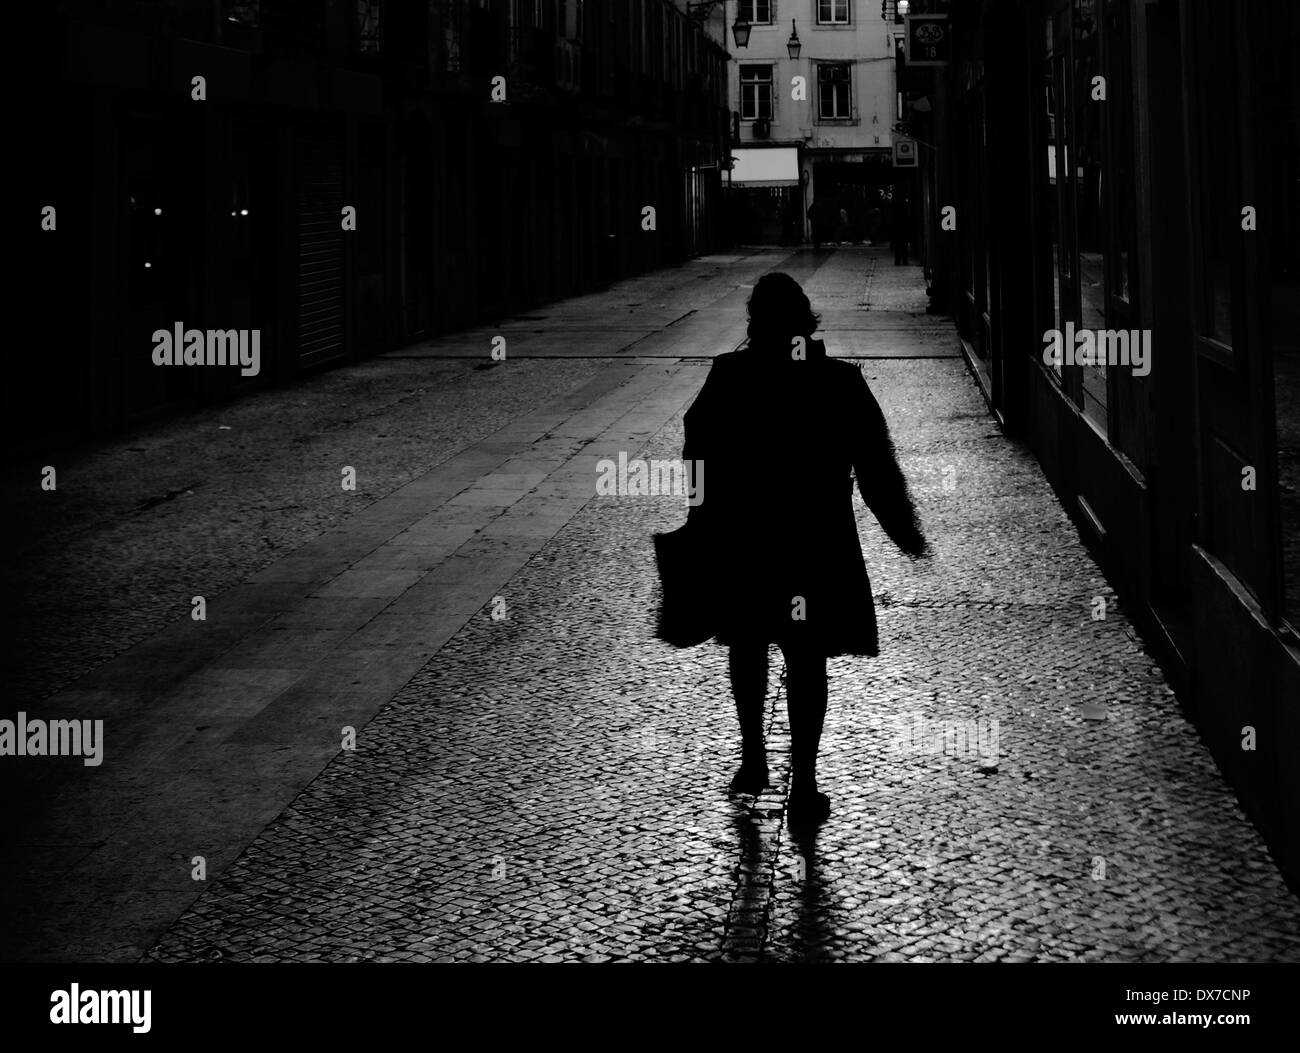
[{"left": 4, "top": 247, "right": 1298, "bottom": 963}]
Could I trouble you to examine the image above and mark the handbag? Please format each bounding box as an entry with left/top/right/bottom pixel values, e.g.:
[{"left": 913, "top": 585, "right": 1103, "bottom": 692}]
[{"left": 652, "top": 518, "right": 714, "bottom": 647}]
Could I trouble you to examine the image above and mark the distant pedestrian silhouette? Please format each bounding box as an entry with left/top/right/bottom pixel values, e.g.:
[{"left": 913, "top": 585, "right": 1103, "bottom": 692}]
[
  {"left": 658, "top": 273, "right": 929, "bottom": 825},
  {"left": 807, "top": 199, "right": 834, "bottom": 250}
]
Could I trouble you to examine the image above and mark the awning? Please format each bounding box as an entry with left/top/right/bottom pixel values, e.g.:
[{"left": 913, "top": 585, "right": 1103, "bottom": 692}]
[{"left": 729, "top": 146, "right": 800, "bottom": 187}]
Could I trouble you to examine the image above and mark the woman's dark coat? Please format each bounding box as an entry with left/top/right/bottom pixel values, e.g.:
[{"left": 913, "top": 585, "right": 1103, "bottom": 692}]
[{"left": 679, "top": 336, "right": 927, "bottom": 656}]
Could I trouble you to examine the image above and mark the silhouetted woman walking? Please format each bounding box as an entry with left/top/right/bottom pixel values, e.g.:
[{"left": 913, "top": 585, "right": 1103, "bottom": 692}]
[{"left": 673, "top": 273, "right": 929, "bottom": 824}]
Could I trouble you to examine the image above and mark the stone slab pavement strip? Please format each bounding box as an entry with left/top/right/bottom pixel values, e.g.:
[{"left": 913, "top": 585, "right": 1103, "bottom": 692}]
[
  {"left": 392, "top": 248, "right": 783, "bottom": 361},
  {"left": 5, "top": 246, "right": 1299, "bottom": 964}
]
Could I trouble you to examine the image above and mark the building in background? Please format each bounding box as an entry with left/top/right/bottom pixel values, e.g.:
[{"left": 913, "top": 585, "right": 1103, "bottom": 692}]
[
  {"left": 905, "top": 0, "right": 1300, "bottom": 888},
  {"left": 20, "top": 0, "right": 730, "bottom": 449},
  {"left": 713, "top": 0, "right": 901, "bottom": 245}
]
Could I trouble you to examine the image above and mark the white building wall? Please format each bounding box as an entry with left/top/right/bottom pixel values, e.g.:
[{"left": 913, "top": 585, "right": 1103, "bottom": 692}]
[
  {"left": 723, "top": 1, "right": 899, "bottom": 239},
  {"left": 727, "top": 1, "right": 897, "bottom": 150}
]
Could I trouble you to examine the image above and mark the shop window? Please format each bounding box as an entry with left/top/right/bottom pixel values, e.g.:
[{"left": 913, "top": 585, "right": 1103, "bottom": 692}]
[
  {"left": 1044, "top": 16, "right": 1073, "bottom": 382},
  {"left": 1184, "top": 1, "right": 1285, "bottom": 609},
  {"left": 1191, "top": 3, "right": 1241, "bottom": 350},
  {"left": 981, "top": 98, "right": 992, "bottom": 329},
  {"left": 1074, "top": 0, "right": 1107, "bottom": 429},
  {"left": 1103, "top": 0, "right": 1137, "bottom": 305},
  {"left": 1256, "top": 2, "right": 1300, "bottom": 629},
  {"left": 962, "top": 91, "right": 980, "bottom": 325},
  {"left": 1042, "top": 32, "right": 1061, "bottom": 378}
]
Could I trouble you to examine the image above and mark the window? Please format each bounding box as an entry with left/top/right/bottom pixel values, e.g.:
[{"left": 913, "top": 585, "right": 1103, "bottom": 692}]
[
  {"left": 739, "top": 0, "right": 772, "bottom": 24},
  {"left": 356, "top": 0, "right": 381, "bottom": 53},
  {"left": 558, "top": 0, "right": 584, "bottom": 39},
  {"left": 224, "top": 0, "right": 260, "bottom": 26},
  {"left": 817, "top": 63, "right": 852, "bottom": 119},
  {"left": 817, "top": 0, "right": 850, "bottom": 25},
  {"left": 740, "top": 65, "right": 773, "bottom": 120},
  {"left": 1043, "top": 18, "right": 1064, "bottom": 378},
  {"left": 1192, "top": 3, "right": 1240, "bottom": 348},
  {"left": 1104, "top": 0, "right": 1137, "bottom": 305},
  {"left": 1074, "top": 0, "right": 1108, "bottom": 429}
]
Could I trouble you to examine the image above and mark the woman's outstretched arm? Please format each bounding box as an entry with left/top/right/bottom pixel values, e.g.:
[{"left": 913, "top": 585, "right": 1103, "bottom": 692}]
[{"left": 849, "top": 369, "right": 929, "bottom": 559}]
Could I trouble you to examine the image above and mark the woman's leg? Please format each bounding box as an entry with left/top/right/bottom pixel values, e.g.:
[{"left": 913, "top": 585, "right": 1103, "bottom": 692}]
[
  {"left": 728, "top": 640, "right": 769, "bottom": 791},
  {"left": 783, "top": 640, "right": 829, "bottom": 812}
]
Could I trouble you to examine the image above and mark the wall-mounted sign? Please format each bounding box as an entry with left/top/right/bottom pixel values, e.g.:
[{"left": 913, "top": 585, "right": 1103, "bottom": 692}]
[
  {"left": 893, "top": 136, "right": 918, "bottom": 167},
  {"left": 905, "top": 14, "right": 951, "bottom": 67}
]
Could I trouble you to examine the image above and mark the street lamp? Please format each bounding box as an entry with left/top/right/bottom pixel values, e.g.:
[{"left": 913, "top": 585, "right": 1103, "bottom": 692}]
[
  {"left": 686, "top": 1, "right": 751, "bottom": 49},
  {"left": 786, "top": 19, "right": 801, "bottom": 59}
]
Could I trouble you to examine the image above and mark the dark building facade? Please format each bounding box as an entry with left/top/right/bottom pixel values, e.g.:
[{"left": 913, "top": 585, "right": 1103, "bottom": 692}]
[
  {"left": 20, "top": 0, "right": 730, "bottom": 450},
  {"left": 896, "top": 0, "right": 1299, "bottom": 887}
]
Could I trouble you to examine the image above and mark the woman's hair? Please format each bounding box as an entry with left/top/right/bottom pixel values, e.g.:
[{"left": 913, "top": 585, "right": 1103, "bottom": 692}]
[{"left": 746, "top": 272, "right": 820, "bottom": 345}]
